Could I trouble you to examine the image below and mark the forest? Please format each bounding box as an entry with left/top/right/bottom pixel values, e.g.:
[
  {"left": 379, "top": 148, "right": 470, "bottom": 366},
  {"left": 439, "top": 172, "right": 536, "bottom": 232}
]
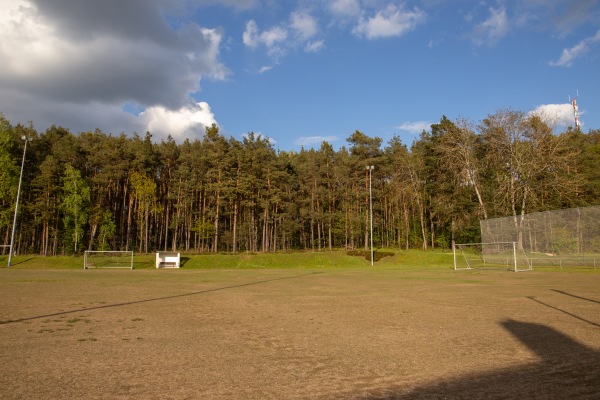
[{"left": 1, "top": 110, "right": 599, "bottom": 256}]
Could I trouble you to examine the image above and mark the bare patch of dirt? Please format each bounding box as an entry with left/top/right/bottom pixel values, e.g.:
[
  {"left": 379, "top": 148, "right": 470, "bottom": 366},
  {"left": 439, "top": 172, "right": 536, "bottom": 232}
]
[{"left": 0, "top": 268, "right": 599, "bottom": 399}]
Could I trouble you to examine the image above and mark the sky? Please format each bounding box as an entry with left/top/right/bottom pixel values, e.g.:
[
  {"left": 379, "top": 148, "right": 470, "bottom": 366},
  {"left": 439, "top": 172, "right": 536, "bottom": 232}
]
[{"left": 1, "top": 0, "right": 599, "bottom": 150}]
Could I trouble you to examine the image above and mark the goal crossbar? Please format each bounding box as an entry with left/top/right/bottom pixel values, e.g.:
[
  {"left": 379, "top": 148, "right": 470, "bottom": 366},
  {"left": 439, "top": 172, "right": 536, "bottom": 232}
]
[
  {"left": 84, "top": 250, "right": 134, "bottom": 270},
  {"left": 453, "top": 241, "right": 532, "bottom": 272}
]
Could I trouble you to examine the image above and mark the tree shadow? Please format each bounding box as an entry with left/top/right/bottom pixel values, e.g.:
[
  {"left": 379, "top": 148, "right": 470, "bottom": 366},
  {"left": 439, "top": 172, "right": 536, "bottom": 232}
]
[
  {"left": 527, "top": 296, "right": 600, "bottom": 328},
  {"left": 551, "top": 289, "right": 600, "bottom": 305},
  {"left": 1, "top": 257, "right": 35, "bottom": 267},
  {"left": 346, "top": 250, "right": 395, "bottom": 262},
  {"left": 356, "top": 319, "right": 600, "bottom": 399},
  {"left": 0, "top": 272, "right": 321, "bottom": 325}
]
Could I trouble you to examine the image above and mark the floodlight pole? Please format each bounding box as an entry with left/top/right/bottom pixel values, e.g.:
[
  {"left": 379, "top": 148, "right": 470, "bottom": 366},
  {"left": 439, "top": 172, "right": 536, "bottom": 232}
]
[
  {"left": 367, "top": 165, "right": 374, "bottom": 266},
  {"left": 8, "top": 136, "right": 30, "bottom": 267}
]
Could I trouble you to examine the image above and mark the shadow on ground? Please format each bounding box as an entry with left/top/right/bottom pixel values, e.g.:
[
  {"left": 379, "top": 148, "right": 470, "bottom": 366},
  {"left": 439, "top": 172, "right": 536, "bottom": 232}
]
[
  {"left": 357, "top": 319, "right": 600, "bottom": 399},
  {"left": 347, "top": 250, "right": 394, "bottom": 262}
]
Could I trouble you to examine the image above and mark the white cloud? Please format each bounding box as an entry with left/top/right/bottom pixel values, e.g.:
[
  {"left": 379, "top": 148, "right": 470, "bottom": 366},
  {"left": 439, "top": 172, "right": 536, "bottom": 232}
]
[
  {"left": 261, "top": 26, "right": 288, "bottom": 48},
  {"left": 353, "top": 4, "right": 426, "bottom": 39},
  {"left": 397, "top": 121, "right": 432, "bottom": 134},
  {"left": 242, "top": 19, "right": 260, "bottom": 48},
  {"left": 305, "top": 40, "right": 325, "bottom": 53},
  {"left": 329, "top": 0, "right": 361, "bottom": 18},
  {"left": 258, "top": 65, "right": 274, "bottom": 74},
  {"left": 471, "top": 7, "right": 509, "bottom": 46},
  {"left": 550, "top": 30, "right": 600, "bottom": 67},
  {"left": 294, "top": 136, "right": 339, "bottom": 147},
  {"left": 243, "top": 19, "right": 288, "bottom": 54},
  {"left": 529, "top": 103, "right": 579, "bottom": 128},
  {"left": 0, "top": 0, "right": 227, "bottom": 142},
  {"left": 291, "top": 11, "right": 318, "bottom": 40},
  {"left": 243, "top": 12, "right": 324, "bottom": 58},
  {"left": 139, "top": 102, "right": 217, "bottom": 142}
]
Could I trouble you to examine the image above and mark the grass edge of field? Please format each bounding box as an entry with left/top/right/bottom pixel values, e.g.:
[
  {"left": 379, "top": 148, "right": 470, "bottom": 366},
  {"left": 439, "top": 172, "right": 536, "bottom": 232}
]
[
  {"left": 0, "top": 249, "right": 597, "bottom": 273},
  {"left": 0, "top": 249, "right": 455, "bottom": 271}
]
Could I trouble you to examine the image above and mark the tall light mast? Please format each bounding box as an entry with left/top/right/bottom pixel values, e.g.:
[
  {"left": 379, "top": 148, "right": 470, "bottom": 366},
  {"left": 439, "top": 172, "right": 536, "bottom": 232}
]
[{"left": 572, "top": 97, "right": 581, "bottom": 131}]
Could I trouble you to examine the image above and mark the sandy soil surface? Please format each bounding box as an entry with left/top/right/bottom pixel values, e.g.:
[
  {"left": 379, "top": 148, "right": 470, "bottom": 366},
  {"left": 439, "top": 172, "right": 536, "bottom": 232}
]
[{"left": 0, "top": 268, "right": 599, "bottom": 399}]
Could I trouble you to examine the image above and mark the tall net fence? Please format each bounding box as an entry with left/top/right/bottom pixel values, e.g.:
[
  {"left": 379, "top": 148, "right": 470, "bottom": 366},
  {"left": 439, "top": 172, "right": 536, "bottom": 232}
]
[{"left": 480, "top": 205, "right": 600, "bottom": 269}]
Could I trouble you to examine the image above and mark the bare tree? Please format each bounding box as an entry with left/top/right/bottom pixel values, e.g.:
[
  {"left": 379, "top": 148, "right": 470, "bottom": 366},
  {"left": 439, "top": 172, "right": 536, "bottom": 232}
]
[{"left": 479, "top": 110, "right": 580, "bottom": 247}]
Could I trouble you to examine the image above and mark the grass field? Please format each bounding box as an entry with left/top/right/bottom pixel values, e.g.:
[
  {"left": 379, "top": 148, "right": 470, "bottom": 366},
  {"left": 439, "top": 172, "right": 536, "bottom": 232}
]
[
  {"left": 0, "top": 249, "right": 454, "bottom": 270},
  {"left": 0, "top": 252, "right": 599, "bottom": 399}
]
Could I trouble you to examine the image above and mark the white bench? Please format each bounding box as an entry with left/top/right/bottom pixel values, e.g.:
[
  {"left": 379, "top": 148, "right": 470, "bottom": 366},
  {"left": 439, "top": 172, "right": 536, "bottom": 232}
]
[{"left": 156, "top": 252, "right": 181, "bottom": 268}]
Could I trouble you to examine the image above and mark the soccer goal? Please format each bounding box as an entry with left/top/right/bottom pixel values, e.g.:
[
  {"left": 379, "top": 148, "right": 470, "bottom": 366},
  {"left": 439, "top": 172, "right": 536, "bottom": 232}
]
[
  {"left": 84, "top": 250, "right": 134, "bottom": 270},
  {"left": 453, "top": 242, "right": 532, "bottom": 272}
]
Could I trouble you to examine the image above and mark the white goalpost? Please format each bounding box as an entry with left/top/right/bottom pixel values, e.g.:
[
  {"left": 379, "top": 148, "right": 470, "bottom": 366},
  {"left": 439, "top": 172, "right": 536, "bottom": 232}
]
[
  {"left": 84, "top": 250, "right": 134, "bottom": 270},
  {"left": 453, "top": 242, "right": 532, "bottom": 272}
]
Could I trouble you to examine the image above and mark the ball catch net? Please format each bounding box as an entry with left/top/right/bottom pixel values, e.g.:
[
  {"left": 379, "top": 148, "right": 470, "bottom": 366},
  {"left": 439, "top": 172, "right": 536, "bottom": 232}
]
[
  {"left": 454, "top": 242, "right": 532, "bottom": 272},
  {"left": 84, "top": 251, "right": 134, "bottom": 269},
  {"left": 480, "top": 206, "right": 600, "bottom": 269}
]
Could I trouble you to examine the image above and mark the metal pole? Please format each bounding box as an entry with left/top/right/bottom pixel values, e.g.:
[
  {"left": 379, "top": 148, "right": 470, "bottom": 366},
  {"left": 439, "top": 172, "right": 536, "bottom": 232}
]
[
  {"left": 8, "top": 137, "right": 29, "bottom": 267},
  {"left": 512, "top": 241, "right": 517, "bottom": 272},
  {"left": 367, "top": 166, "right": 374, "bottom": 266},
  {"left": 453, "top": 243, "right": 457, "bottom": 270}
]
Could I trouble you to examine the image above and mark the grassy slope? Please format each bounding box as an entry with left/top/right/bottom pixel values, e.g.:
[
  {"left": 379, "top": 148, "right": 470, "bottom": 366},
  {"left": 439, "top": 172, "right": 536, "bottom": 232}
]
[
  {"left": 3, "top": 249, "right": 594, "bottom": 272},
  {"left": 0, "top": 249, "right": 456, "bottom": 270}
]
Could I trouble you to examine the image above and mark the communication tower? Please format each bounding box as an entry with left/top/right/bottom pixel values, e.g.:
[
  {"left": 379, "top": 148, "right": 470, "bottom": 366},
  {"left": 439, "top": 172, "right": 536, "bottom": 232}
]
[{"left": 572, "top": 97, "right": 581, "bottom": 131}]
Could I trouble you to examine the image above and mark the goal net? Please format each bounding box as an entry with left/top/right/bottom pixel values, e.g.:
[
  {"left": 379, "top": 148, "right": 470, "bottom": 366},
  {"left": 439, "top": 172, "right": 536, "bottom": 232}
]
[
  {"left": 454, "top": 242, "right": 532, "bottom": 272},
  {"left": 84, "top": 251, "right": 134, "bottom": 270},
  {"left": 480, "top": 206, "right": 600, "bottom": 269}
]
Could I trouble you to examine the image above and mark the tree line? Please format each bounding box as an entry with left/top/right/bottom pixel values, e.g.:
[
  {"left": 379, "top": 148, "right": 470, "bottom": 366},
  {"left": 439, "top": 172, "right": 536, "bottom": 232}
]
[{"left": 1, "top": 110, "right": 599, "bottom": 256}]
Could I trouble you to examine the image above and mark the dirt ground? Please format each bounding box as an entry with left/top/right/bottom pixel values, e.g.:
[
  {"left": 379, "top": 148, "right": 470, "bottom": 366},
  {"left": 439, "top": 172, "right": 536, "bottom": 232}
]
[{"left": 0, "top": 267, "right": 599, "bottom": 399}]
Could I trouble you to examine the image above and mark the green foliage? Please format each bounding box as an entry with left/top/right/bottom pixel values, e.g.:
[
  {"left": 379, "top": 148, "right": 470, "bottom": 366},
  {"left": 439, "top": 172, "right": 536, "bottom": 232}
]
[
  {"left": 0, "top": 111, "right": 596, "bottom": 257},
  {"left": 0, "top": 116, "right": 18, "bottom": 228},
  {"left": 98, "top": 209, "right": 116, "bottom": 251},
  {"left": 551, "top": 228, "right": 578, "bottom": 254},
  {"left": 60, "top": 164, "right": 90, "bottom": 254}
]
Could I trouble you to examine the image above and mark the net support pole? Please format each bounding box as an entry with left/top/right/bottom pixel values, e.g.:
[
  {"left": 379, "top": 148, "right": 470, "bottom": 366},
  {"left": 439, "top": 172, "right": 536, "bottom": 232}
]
[
  {"left": 513, "top": 241, "right": 517, "bottom": 272},
  {"left": 453, "top": 243, "right": 457, "bottom": 270}
]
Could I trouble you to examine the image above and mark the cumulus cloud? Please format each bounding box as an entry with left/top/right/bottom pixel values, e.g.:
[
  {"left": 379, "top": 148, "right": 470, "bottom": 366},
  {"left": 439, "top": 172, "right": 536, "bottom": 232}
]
[
  {"left": 294, "top": 135, "right": 339, "bottom": 147},
  {"left": 550, "top": 30, "right": 600, "bottom": 67},
  {"left": 291, "top": 11, "right": 318, "bottom": 40},
  {"left": 0, "top": 0, "right": 227, "bottom": 142},
  {"left": 243, "top": 19, "right": 288, "bottom": 56},
  {"left": 243, "top": 11, "right": 325, "bottom": 64},
  {"left": 353, "top": 4, "right": 426, "bottom": 39},
  {"left": 471, "top": 7, "right": 509, "bottom": 46},
  {"left": 305, "top": 40, "right": 325, "bottom": 53},
  {"left": 397, "top": 121, "right": 432, "bottom": 134},
  {"left": 258, "top": 65, "right": 274, "bottom": 74},
  {"left": 329, "top": 0, "right": 362, "bottom": 18},
  {"left": 529, "top": 103, "right": 580, "bottom": 128},
  {"left": 139, "top": 102, "right": 217, "bottom": 142}
]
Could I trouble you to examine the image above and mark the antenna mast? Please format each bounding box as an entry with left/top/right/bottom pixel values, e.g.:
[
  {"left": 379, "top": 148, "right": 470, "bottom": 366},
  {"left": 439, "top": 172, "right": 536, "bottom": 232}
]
[{"left": 572, "top": 92, "right": 581, "bottom": 131}]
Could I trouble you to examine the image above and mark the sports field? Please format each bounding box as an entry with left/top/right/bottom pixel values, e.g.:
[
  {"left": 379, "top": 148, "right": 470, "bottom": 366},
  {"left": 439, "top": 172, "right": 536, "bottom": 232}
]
[{"left": 0, "top": 265, "right": 599, "bottom": 399}]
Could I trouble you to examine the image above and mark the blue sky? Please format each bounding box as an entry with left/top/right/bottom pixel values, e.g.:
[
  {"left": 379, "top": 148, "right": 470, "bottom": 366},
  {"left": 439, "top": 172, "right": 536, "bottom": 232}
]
[{"left": 1, "top": 0, "right": 599, "bottom": 150}]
